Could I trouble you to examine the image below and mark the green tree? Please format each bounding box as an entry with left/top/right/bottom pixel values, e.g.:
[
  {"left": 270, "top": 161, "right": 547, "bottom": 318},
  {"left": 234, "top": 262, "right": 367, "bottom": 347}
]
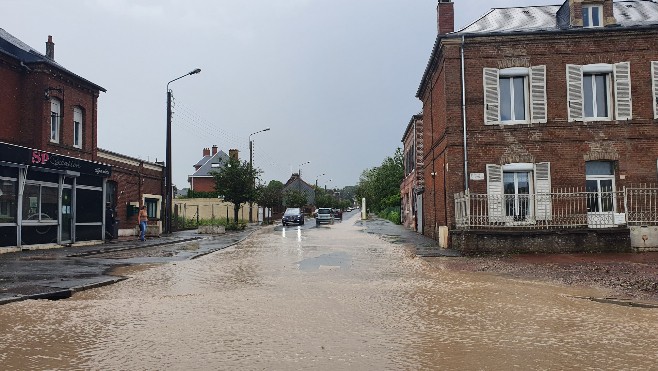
[
  {"left": 314, "top": 186, "right": 334, "bottom": 208},
  {"left": 284, "top": 189, "right": 309, "bottom": 208},
  {"left": 257, "top": 180, "right": 284, "bottom": 222},
  {"left": 212, "top": 157, "right": 260, "bottom": 222},
  {"left": 356, "top": 148, "right": 404, "bottom": 213}
]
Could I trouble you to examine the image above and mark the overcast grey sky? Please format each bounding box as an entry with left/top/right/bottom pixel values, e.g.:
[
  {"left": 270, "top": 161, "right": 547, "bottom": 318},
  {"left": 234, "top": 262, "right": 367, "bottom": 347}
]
[{"left": 2, "top": 0, "right": 552, "bottom": 189}]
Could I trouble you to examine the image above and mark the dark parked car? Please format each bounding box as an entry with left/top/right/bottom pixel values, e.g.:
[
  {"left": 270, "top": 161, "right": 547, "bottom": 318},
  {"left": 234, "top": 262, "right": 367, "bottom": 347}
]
[
  {"left": 332, "top": 208, "right": 343, "bottom": 220},
  {"left": 282, "top": 208, "right": 304, "bottom": 226}
]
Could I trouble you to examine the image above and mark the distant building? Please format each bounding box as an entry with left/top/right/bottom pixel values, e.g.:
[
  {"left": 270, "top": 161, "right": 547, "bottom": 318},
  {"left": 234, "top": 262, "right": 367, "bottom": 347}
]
[
  {"left": 400, "top": 113, "right": 423, "bottom": 232},
  {"left": 187, "top": 145, "right": 230, "bottom": 193},
  {"left": 282, "top": 173, "right": 315, "bottom": 213}
]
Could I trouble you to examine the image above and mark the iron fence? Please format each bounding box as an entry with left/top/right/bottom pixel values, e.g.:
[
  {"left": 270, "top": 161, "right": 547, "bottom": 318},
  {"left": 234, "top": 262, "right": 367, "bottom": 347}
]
[{"left": 455, "top": 186, "right": 658, "bottom": 229}]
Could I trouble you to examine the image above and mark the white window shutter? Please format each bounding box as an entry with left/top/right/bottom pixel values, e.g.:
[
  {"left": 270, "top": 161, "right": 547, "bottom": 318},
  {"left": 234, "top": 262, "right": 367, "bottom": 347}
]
[
  {"left": 651, "top": 61, "right": 658, "bottom": 119},
  {"left": 566, "top": 64, "right": 583, "bottom": 122},
  {"left": 530, "top": 65, "right": 547, "bottom": 124},
  {"left": 486, "top": 164, "right": 504, "bottom": 222},
  {"left": 483, "top": 68, "right": 500, "bottom": 125},
  {"left": 614, "top": 61, "right": 632, "bottom": 120},
  {"left": 534, "top": 162, "right": 552, "bottom": 221}
]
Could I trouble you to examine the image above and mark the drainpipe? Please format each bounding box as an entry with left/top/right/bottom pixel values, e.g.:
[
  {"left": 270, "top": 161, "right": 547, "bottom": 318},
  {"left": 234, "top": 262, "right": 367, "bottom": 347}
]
[{"left": 461, "top": 35, "right": 469, "bottom": 192}]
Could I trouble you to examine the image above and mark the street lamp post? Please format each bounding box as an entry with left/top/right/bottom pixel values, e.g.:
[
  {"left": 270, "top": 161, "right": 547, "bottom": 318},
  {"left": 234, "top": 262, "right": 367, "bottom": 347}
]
[
  {"left": 315, "top": 173, "right": 325, "bottom": 188},
  {"left": 249, "top": 127, "right": 270, "bottom": 223},
  {"left": 165, "top": 68, "right": 201, "bottom": 234},
  {"left": 324, "top": 179, "right": 332, "bottom": 191}
]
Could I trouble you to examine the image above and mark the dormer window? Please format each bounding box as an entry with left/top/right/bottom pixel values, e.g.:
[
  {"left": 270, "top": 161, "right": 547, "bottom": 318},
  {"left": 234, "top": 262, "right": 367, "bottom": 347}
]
[{"left": 583, "top": 5, "right": 603, "bottom": 28}]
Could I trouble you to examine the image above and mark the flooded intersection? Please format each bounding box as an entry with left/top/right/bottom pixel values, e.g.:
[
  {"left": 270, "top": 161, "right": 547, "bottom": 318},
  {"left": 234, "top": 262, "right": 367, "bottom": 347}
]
[{"left": 1, "top": 214, "right": 657, "bottom": 370}]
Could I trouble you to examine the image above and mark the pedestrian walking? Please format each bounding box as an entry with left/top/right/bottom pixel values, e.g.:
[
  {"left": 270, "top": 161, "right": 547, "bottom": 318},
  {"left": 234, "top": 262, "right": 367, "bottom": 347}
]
[{"left": 138, "top": 205, "right": 148, "bottom": 241}]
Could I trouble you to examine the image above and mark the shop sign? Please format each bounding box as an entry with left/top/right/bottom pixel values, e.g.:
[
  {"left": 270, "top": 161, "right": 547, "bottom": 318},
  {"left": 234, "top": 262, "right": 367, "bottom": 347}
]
[{"left": 0, "top": 142, "right": 111, "bottom": 177}]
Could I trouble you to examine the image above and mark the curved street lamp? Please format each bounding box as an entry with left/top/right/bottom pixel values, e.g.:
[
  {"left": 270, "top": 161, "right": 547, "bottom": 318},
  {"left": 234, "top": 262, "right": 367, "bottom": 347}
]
[
  {"left": 249, "top": 127, "right": 270, "bottom": 222},
  {"left": 165, "top": 68, "right": 201, "bottom": 234},
  {"left": 298, "top": 161, "right": 311, "bottom": 178}
]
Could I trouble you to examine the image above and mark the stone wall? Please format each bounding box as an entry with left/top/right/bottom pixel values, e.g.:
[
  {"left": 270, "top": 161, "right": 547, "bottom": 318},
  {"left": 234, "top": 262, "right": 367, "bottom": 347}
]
[{"left": 451, "top": 229, "right": 632, "bottom": 255}]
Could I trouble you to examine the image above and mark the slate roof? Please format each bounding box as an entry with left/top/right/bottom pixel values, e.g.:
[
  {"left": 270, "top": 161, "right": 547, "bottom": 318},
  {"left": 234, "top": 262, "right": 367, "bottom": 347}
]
[
  {"left": 0, "top": 28, "right": 106, "bottom": 92},
  {"left": 189, "top": 150, "right": 230, "bottom": 178},
  {"left": 417, "top": 0, "right": 658, "bottom": 98},
  {"left": 456, "top": 1, "right": 658, "bottom": 35},
  {"left": 283, "top": 174, "right": 316, "bottom": 205}
]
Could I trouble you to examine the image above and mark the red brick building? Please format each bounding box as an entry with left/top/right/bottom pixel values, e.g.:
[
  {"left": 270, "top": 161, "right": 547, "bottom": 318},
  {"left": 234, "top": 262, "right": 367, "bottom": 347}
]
[
  {"left": 0, "top": 28, "right": 164, "bottom": 247},
  {"left": 188, "top": 146, "right": 233, "bottom": 193},
  {"left": 416, "top": 0, "right": 658, "bottom": 252},
  {"left": 400, "top": 113, "right": 424, "bottom": 232},
  {"left": 98, "top": 149, "right": 164, "bottom": 236}
]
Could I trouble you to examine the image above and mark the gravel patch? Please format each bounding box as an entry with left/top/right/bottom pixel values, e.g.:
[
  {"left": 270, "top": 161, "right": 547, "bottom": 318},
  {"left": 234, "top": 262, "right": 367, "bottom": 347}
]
[{"left": 424, "top": 252, "right": 658, "bottom": 303}]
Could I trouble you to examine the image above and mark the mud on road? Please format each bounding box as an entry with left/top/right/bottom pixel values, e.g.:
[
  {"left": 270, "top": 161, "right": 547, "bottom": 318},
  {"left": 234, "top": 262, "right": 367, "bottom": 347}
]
[{"left": 424, "top": 252, "right": 658, "bottom": 304}]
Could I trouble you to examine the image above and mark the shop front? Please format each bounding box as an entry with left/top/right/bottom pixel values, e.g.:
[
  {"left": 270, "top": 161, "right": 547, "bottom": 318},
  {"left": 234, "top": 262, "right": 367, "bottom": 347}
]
[{"left": 0, "top": 142, "right": 111, "bottom": 248}]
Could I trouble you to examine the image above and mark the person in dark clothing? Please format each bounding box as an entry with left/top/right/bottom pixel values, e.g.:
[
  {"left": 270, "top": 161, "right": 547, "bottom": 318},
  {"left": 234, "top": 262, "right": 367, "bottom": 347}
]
[{"left": 105, "top": 203, "right": 116, "bottom": 240}]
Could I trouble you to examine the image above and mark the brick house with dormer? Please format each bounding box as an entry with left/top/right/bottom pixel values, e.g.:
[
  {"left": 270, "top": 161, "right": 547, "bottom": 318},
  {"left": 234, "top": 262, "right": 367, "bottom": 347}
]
[
  {"left": 416, "top": 0, "right": 658, "bottom": 253},
  {"left": 188, "top": 146, "right": 241, "bottom": 193}
]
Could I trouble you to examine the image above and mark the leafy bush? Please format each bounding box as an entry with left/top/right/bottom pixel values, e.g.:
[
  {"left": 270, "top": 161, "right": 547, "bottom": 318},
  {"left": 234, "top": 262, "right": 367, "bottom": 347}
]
[
  {"left": 174, "top": 216, "right": 247, "bottom": 230},
  {"left": 377, "top": 207, "right": 401, "bottom": 225}
]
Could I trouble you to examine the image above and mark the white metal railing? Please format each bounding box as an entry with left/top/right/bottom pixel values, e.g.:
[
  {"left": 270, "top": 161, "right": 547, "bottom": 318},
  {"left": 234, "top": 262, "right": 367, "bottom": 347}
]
[
  {"left": 626, "top": 186, "right": 658, "bottom": 226},
  {"left": 454, "top": 186, "right": 658, "bottom": 229}
]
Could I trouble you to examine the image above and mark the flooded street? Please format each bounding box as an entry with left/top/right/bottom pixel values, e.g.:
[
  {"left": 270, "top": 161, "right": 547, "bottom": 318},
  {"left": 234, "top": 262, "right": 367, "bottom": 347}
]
[{"left": 1, "top": 214, "right": 658, "bottom": 370}]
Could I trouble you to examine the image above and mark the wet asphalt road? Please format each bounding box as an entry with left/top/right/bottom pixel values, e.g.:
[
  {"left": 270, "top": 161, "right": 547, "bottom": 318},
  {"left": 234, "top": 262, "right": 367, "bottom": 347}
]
[{"left": 1, "top": 212, "right": 657, "bottom": 370}]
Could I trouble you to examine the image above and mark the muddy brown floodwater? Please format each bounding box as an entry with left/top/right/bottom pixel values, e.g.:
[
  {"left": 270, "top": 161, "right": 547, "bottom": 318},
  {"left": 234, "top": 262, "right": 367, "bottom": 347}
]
[{"left": 1, "top": 214, "right": 657, "bottom": 370}]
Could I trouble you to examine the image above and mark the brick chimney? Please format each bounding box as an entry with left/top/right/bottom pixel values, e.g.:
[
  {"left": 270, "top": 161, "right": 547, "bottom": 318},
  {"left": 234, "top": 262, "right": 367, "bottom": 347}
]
[
  {"left": 229, "top": 149, "right": 239, "bottom": 160},
  {"left": 212, "top": 145, "right": 218, "bottom": 155},
  {"left": 437, "top": 0, "right": 454, "bottom": 35},
  {"left": 45, "top": 35, "right": 55, "bottom": 59},
  {"left": 202, "top": 147, "right": 210, "bottom": 157}
]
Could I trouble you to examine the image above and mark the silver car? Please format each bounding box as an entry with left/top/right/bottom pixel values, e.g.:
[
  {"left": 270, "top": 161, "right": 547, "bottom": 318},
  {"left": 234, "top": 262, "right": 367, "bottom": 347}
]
[{"left": 315, "top": 208, "right": 334, "bottom": 226}]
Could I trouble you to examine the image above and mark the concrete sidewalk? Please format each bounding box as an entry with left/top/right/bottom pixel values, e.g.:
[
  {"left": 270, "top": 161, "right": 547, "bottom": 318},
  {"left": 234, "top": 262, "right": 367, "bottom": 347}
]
[
  {"left": 356, "top": 217, "right": 461, "bottom": 257},
  {"left": 0, "top": 226, "right": 259, "bottom": 305}
]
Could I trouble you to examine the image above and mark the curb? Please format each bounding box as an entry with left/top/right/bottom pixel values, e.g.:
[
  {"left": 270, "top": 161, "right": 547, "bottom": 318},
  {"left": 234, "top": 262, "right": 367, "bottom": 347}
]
[
  {"left": 66, "top": 237, "right": 204, "bottom": 257},
  {"left": 0, "top": 277, "right": 129, "bottom": 306},
  {"left": 191, "top": 228, "right": 260, "bottom": 260}
]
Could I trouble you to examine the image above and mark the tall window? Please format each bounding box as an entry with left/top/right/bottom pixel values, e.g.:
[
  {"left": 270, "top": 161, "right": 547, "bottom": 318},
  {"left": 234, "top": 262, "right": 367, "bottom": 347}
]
[
  {"left": 145, "top": 198, "right": 158, "bottom": 219},
  {"left": 566, "top": 62, "right": 632, "bottom": 122},
  {"left": 504, "top": 171, "right": 531, "bottom": 220},
  {"left": 73, "top": 107, "right": 83, "bottom": 148},
  {"left": 50, "top": 98, "right": 61, "bottom": 143},
  {"left": 106, "top": 181, "right": 117, "bottom": 209},
  {"left": 586, "top": 161, "right": 615, "bottom": 213},
  {"left": 0, "top": 178, "right": 17, "bottom": 223},
  {"left": 583, "top": 73, "right": 610, "bottom": 119},
  {"left": 483, "top": 66, "right": 547, "bottom": 125},
  {"left": 486, "top": 163, "right": 552, "bottom": 223},
  {"left": 583, "top": 5, "right": 603, "bottom": 28},
  {"left": 499, "top": 76, "right": 527, "bottom": 122}
]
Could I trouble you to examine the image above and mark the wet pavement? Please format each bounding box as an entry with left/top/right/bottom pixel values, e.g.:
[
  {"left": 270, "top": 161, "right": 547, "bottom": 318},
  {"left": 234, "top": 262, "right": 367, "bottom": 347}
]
[
  {"left": 0, "top": 211, "right": 657, "bottom": 370},
  {"left": 0, "top": 226, "right": 257, "bottom": 305}
]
